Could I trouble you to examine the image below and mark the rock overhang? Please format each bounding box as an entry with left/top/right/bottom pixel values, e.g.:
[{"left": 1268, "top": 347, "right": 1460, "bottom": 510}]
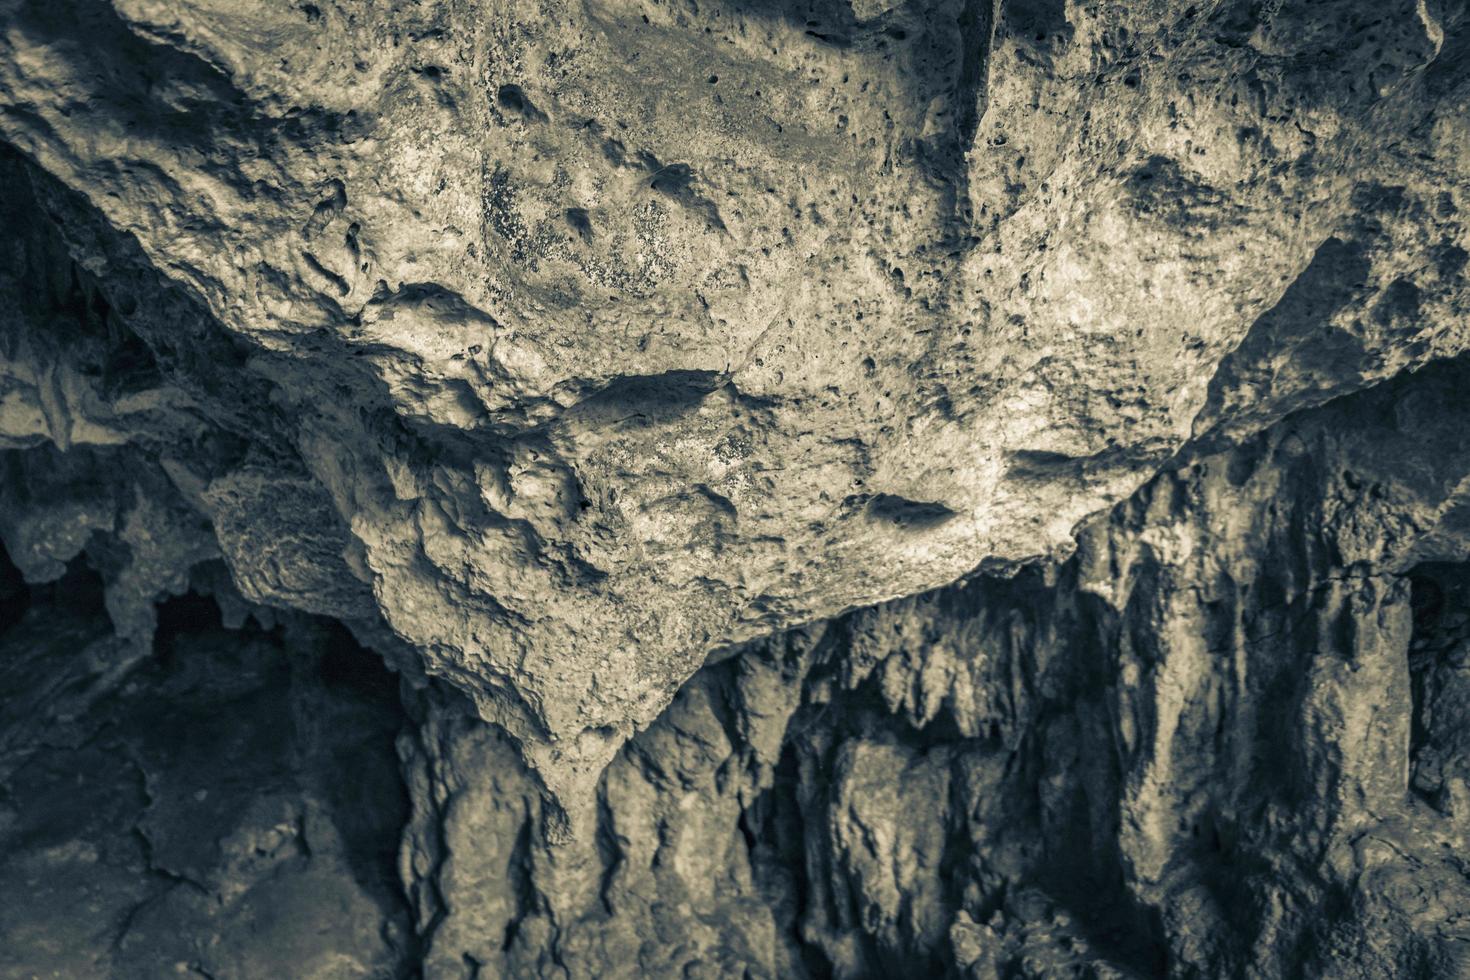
[{"left": 0, "top": 0, "right": 1468, "bottom": 817}]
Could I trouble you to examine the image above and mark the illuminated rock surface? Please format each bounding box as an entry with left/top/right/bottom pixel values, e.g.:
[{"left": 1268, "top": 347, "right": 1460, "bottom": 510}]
[{"left": 2, "top": 0, "right": 1470, "bottom": 975}]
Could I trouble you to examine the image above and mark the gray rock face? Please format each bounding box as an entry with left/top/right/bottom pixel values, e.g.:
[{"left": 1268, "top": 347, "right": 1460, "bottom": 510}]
[
  {"left": 4, "top": 0, "right": 1470, "bottom": 975},
  {"left": 396, "top": 358, "right": 1470, "bottom": 978},
  {"left": 0, "top": 577, "right": 413, "bottom": 978},
  {"left": 3, "top": 0, "right": 1469, "bottom": 804}
]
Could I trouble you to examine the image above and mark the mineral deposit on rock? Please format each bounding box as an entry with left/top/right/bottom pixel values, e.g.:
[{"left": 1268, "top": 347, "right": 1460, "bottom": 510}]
[{"left": 2, "top": 0, "right": 1470, "bottom": 976}]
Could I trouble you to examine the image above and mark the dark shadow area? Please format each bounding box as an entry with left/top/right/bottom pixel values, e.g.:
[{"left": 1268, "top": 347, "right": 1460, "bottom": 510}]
[
  {"left": 0, "top": 560, "right": 416, "bottom": 977},
  {"left": 0, "top": 542, "right": 31, "bottom": 634},
  {"left": 1406, "top": 563, "right": 1470, "bottom": 813}
]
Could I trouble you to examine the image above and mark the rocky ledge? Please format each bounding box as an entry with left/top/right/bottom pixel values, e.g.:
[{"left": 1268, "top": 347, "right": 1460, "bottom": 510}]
[{"left": 2, "top": 0, "right": 1470, "bottom": 976}]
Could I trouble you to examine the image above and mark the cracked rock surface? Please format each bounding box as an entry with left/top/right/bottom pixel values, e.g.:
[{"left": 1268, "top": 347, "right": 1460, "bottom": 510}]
[
  {"left": 4, "top": 0, "right": 1470, "bottom": 802},
  {"left": 4, "top": 0, "right": 1470, "bottom": 975}
]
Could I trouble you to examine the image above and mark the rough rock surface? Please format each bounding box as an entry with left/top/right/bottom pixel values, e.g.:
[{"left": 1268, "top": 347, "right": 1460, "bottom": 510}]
[
  {"left": 5, "top": 0, "right": 1470, "bottom": 975},
  {"left": 394, "top": 357, "right": 1470, "bottom": 978},
  {"left": 4, "top": 0, "right": 1470, "bottom": 803},
  {"left": 0, "top": 566, "right": 413, "bottom": 978}
]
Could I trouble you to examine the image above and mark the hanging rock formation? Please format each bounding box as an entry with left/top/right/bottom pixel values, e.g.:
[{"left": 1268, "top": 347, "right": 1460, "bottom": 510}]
[{"left": 2, "top": 0, "right": 1470, "bottom": 975}]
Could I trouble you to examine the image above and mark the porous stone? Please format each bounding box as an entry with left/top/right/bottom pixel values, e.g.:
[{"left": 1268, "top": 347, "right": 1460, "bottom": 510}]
[
  {"left": 5, "top": 1, "right": 1470, "bottom": 975},
  {"left": 2, "top": 0, "right": 1468, "bottom": 808}
]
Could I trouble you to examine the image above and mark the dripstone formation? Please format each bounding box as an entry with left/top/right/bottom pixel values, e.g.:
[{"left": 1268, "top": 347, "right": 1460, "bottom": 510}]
[{"left": 1, "top": 0, "right": 1469, "bottom": 976}]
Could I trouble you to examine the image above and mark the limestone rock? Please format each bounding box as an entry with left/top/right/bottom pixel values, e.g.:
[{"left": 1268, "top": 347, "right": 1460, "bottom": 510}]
[
  {"left": 5, "top": 0, "right": 1470, "bottom": 975},
  {"left": 3, "top": 0, "right": 1469, "bottom": 804},
  {"left": 399, "top": 349, "right": 1470, "bottom": 979}
]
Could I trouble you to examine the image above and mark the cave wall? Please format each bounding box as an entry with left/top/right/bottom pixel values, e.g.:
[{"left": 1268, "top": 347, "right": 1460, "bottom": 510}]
[
  {"left": 7, "top": 292, "right": 1470, "bottom": 978},
  {"left": 13, "top": 353, "right": 1470, "bottom": 977},
  {"left": 3, "top": 0, "right": 1470, "bottom": 976},
  {"left": 394, "top": 357, "right": 1470, "bottom": 979},
  {"left": 1, "top": 0, "right": 1468, "bottom": 806},
  {"left": 14, "top": 345, "right": 1470, "bottom": 975}
]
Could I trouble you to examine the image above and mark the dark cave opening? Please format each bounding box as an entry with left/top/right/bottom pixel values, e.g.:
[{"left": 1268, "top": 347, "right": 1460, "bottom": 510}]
[
  {"left": 0, "top": 540, "right": 417, "bottom": 978},
  {"left": 151, "top": 587, "right": 226, "bottom": 662},
  {"left": 0, "top": 541, "right": 30, "bottom": 633},
  {"left": 1406, "top": 563, "right": 1470, "bottom": 813},
  {"left": 22, "top": 546, "right": 109, "bottom": 620}
]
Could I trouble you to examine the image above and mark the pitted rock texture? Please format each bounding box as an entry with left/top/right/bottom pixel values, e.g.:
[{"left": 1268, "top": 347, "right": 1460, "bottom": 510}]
[
  {"left": 398, "top": 353, "right": 1470, "bottom": 979},
  {"left": 3, "top": 0, "right": 1470, "bottom": 804},
  {"left": 10, "top": 350, "right": 1470, "bottom": 974}
]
